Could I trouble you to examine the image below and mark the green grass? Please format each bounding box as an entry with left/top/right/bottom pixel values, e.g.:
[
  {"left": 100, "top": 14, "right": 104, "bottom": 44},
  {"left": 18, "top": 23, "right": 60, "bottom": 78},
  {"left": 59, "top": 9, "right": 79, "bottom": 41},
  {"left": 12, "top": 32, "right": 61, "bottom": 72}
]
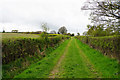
[
  {"left": 1, "top": 33, "right": 40, "bottom": 40},
  {"left": 2, "top": 39, "right": 65, "bottom": 78},
  {"left": 57, "top": 38, "right": 97, "bottom": 78},
  {"left": 2, "top": 56, "right": 41, "bottom": 78},
  {"left": 14, "top": 39, "right": 70, "bottom": 78},
  {"left": 11, "top": 38, "right": 119, "bottom": 78},
  {"left": 76, "top": 39, "right": 119, "bottom": 78},
  {"left": 48, "top": 34, "right": 59, "bottom": 36}
]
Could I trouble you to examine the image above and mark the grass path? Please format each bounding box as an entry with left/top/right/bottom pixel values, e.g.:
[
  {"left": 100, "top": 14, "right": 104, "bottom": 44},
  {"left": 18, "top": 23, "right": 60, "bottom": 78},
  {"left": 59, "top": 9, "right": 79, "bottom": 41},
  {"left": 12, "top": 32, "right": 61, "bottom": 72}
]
[
  {"left": 52, "top": 38, "right": 98, "bottom": 78},
  {"left": 14, "top": 38, "right": 119, "bottom": 78},
  {"left": 75, "top": 39, "right": 101, "bottom": 78},
  {"left": 49, "top": 39, "right": 72, "bottom": 78},
  {"left": 14, "top": 39, "right": 71, "bottom": 78}
]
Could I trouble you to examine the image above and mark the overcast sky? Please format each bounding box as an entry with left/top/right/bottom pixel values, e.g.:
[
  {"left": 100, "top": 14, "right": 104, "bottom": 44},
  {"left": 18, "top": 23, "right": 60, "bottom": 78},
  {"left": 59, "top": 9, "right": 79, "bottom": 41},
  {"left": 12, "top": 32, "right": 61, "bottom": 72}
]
[{"left": 0, "top": 0, "right": 91, "bottom": 34}]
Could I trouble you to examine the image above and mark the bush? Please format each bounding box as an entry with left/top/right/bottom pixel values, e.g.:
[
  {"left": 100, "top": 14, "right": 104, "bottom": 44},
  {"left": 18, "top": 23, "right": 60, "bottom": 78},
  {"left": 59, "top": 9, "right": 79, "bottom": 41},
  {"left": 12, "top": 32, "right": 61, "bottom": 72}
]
[
  {"left": 2, "top": 35, "right": 70, "bottom": 64},
  {"left": 3, "top": 30, "right": 5, "bottom": 33},
  {"left": 71, "top": 33, "right": 74, "bottom": 36},
  {"left": 76, "top": 35, "right": 120, "bottom": 60}
]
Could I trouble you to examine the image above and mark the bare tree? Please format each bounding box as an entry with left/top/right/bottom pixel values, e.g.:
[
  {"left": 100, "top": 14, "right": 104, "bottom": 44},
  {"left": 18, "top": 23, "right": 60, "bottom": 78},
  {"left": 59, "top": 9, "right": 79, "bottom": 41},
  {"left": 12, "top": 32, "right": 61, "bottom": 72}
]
[
  {"left": 81, "top": 0, "right": 120, "bottom": 33},
  {"left": 41, "top": 23, "right": 49, "bottom": 33}
]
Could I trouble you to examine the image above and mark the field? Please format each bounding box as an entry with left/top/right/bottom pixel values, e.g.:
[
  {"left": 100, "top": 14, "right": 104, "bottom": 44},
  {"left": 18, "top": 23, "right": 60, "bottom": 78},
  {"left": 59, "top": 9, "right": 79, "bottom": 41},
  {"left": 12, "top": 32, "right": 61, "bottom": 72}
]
[
  {"left": 1, "top": 33, "right": 120, "bottom": 78},
  {"left": 0, "top": 33, "right": 40, "bottom": 40}
]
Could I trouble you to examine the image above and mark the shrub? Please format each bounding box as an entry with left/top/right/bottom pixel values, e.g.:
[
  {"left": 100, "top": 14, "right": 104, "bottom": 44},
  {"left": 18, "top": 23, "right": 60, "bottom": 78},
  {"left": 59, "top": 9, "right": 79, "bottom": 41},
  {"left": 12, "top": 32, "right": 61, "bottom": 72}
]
[
  {"left": 76, "top": 35, "right": 120, "bottom": 60},
  {"left": 2, "top": 35, "right": 70, "bottom": 64},
  {"left": 3, "top": 30, "right": 5, "bottom": 33}
]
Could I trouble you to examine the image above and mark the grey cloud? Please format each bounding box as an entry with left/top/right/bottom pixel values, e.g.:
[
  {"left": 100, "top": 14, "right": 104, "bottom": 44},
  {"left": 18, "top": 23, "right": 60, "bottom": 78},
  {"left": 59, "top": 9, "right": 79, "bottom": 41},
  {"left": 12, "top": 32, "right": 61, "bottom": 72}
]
[{"left": 0, "top": 0, "right": 90, "bottom": 34}]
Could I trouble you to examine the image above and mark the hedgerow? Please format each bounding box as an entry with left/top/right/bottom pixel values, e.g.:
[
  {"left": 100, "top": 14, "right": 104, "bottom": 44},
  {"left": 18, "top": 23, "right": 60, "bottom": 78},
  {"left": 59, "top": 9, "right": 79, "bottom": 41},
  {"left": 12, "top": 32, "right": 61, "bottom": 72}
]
[
  {"left": 2, "top": 35, "right": 70, "bottom": 64},
  {"left": 76, "top": 35, "right": 120, "bottom": 60}
]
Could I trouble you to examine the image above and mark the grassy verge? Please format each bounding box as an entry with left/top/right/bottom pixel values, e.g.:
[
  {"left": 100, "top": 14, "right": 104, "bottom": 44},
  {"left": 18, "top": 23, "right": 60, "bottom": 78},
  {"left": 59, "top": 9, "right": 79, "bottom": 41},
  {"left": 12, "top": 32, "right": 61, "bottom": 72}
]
[
  {"left": 76, "top": 39, "right": 119, "bottom": 78},
  {"left": 14, "top": 39, "right": 70, "bottom": 78}
]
